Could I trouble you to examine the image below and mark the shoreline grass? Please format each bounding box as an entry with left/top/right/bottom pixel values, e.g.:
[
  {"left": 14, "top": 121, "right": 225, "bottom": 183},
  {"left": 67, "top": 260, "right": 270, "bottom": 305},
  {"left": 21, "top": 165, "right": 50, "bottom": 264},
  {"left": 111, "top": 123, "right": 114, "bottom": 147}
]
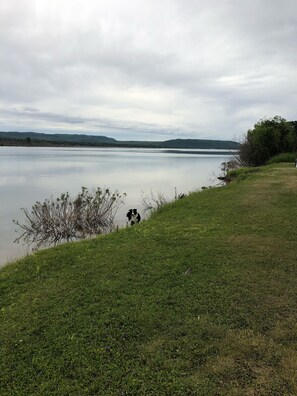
[{"left": 1, "top": 163, "right": 297, "bottom": 395}]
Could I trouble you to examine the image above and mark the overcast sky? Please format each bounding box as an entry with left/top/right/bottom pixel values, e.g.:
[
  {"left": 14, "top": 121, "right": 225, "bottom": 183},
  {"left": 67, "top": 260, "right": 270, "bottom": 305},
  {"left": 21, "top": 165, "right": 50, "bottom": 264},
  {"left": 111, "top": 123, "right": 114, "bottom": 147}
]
[{"left": 0, "top": 0, "right": 296, "bottom": 141}]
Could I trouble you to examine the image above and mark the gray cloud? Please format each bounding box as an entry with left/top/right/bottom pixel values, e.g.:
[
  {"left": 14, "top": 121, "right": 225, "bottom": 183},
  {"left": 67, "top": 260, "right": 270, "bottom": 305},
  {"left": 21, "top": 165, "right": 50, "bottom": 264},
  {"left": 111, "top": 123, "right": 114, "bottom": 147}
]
[
  {"left": 0, "top": 0, "right": 296, "bottom": 140},
  {"left": 0, "top": 107, "right": 200, "bottom": 140}
]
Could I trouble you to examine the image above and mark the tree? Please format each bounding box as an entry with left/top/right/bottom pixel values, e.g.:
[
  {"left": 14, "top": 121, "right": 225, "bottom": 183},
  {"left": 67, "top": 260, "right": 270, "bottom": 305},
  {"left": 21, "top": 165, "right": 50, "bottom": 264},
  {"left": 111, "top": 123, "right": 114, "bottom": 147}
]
[
  {"left": 14, "top": 187, "right": 126, "bottom": 248},
  {"left": 239, "top": 116, "right": 296, "bottom": 166}
]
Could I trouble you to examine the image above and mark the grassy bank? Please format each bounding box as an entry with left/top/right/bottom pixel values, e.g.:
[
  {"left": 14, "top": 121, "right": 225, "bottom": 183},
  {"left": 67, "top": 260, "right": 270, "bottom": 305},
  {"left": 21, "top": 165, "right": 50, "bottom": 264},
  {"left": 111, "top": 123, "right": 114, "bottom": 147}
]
[{"left": 1, "top": 164, "right": 297, "bottom": 395}]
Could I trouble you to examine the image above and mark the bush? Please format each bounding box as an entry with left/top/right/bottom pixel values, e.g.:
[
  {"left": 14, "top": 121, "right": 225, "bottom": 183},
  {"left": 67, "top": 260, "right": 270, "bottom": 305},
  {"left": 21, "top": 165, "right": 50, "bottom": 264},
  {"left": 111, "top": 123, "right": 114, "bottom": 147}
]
[
  {"left": 141, "top": 191, "right": 170, "bottom": 213},
  {"left": 238, "top": 116, "right": 297, "bottom": 166},
  {"left": 141, "top": 188, "right": 186, "bottom": 214},
  {"left": 266, "top": 152, "right": 296, "bottom": 164},
  {"left": 14, "top": 187, "right": 125, "bottom": 248}
]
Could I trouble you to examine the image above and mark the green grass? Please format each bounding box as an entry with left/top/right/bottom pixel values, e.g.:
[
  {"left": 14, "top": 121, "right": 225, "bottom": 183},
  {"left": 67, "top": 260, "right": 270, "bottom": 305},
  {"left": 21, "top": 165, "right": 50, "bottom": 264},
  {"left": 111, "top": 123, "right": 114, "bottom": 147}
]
[
  {"left": 227, "top": 166, "right": 261, "bottom": 182},
  {"left": 2, "top": 163, "right": 297, "bottom": 395}
]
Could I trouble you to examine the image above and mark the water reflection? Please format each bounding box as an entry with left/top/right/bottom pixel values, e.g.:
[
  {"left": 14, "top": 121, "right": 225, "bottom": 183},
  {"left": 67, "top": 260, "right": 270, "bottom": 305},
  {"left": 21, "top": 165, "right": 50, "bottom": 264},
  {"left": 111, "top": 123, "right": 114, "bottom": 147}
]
[{"left": 0, "top": 146, "right": 228, "bottom": 267}]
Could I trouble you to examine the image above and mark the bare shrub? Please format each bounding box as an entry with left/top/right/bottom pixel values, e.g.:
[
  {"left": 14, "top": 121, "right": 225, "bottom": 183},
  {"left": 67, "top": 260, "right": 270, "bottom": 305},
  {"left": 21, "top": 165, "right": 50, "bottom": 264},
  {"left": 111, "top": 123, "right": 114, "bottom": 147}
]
[
  {"left": 13, "top": 187, "right": 126, "bottom": 248},
  {"left": 141, "top": 191, "right": 170, "bottom": 213},
  {"left": 141, "top": 188, "right": 186, "bottom": 214},
  {"left": 220, "top": 156, "right": 242, "bottom": 177}
]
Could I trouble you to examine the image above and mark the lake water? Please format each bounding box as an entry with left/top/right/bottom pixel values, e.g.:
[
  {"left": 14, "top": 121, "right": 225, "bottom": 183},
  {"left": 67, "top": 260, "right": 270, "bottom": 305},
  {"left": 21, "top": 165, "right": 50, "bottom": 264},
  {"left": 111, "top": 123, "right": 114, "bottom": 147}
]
[{"left": 0, "top": 146, "right": 231, "bottom": 267}]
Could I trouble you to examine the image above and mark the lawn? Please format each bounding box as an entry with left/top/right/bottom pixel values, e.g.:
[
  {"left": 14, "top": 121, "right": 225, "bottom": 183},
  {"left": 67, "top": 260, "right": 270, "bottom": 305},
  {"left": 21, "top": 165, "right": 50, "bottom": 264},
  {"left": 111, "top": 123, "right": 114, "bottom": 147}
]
[{"left": 1, "top": 164, "right": 297, "bottom": 395}]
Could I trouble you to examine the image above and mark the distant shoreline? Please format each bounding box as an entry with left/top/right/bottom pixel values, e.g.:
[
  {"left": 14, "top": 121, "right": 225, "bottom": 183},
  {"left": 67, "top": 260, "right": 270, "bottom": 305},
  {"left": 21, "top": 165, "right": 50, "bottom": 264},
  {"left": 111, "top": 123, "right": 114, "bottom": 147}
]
[{"left": 0, "top": 131, "right": 240, "bottom": 151}]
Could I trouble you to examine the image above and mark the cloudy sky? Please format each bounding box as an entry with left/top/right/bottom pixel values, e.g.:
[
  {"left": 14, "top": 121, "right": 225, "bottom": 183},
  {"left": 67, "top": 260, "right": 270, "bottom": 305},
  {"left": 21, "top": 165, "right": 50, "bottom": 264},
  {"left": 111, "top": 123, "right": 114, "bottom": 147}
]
[{"left": 0, "top": 0, "right": 296, "bottom": 141}]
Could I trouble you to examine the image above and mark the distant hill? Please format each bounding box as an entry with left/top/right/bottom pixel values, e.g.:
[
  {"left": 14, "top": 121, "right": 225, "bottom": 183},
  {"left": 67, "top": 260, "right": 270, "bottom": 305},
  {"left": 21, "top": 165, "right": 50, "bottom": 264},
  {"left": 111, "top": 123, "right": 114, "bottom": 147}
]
[
  {"left": 161, "top": 139, "right": 239, "bottom": 149},
  {"left": 0, "top": 131, "right": 116, "bottom": 145},
  {"left": 0, "top": 131, "right": 240, "bottom": 149}
]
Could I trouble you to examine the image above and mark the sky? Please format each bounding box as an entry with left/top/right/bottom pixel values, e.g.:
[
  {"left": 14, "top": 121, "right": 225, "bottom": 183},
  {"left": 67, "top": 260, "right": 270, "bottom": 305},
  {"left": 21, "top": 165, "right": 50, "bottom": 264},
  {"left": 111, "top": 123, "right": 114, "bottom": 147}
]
[{"left": 0, "top": 0, "right": 296, "bottom": 141}]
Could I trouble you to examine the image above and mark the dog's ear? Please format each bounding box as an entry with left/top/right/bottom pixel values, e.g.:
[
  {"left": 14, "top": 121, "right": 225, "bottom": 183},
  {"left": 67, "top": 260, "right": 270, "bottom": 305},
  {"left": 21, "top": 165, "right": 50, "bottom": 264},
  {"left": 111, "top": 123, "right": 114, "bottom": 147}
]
[
  {"left": 137, "top": 213, "right": 141, "bottom": 222},
  {"left": 126, "top": 209, "right": 132, "bottom": 220}
]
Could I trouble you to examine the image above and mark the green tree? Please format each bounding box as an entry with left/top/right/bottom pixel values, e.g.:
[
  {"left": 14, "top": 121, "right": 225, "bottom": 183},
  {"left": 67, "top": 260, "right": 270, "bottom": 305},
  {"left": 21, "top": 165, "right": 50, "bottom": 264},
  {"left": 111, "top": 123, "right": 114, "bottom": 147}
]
[{"left": 239, "top": 116, "right": 295, "bottom": 166}]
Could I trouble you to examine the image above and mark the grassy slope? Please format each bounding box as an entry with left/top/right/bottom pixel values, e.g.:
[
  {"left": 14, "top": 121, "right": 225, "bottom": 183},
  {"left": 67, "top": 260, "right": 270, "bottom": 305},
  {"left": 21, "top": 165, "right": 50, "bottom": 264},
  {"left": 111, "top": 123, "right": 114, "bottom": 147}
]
[{"left": 1, "top": 164, "right": 297, "bottom": 395}]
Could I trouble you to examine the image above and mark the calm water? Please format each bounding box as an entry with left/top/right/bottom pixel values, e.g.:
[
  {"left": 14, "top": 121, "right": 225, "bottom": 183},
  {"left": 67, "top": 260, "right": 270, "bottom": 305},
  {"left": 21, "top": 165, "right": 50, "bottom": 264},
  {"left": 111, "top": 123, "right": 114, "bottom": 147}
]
[{"left": 0, "top": 146, "right": 230, "bottom": 267}]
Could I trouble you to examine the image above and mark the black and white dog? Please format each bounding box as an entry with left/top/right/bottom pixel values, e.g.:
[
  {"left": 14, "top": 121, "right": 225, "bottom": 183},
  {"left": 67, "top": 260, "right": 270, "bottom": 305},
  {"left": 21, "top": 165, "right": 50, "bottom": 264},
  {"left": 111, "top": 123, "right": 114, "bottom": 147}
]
[{"left": 126, "top": 209, "right": 141, "bottom": 226}]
